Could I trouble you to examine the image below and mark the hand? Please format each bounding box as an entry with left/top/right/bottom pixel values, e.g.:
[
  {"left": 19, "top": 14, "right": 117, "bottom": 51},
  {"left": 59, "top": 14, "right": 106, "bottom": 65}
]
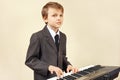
[
  {"left": 48, "top": 65, "right": 63, "bottom": 78},
  {"left": 66, "top": 65, "right": 78, "bottom": 73}
]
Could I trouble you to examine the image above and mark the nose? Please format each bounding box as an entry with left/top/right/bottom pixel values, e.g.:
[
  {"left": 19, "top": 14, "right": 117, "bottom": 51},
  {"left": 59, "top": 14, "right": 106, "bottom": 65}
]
[
  {"left": 57, "top": 15, "right": 62, "bottom": 21},
  {"left": 57, "top": 16, "right": 60, "bottom": 19}
]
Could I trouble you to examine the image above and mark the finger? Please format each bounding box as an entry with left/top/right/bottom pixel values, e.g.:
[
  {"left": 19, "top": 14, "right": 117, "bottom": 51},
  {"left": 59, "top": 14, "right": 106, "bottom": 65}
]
[
  {"left": 54, "top": 68, "right": 63, "bottom": 77},
  {"left": 67, "top": 67, "right": 71, "bottom": 72},
  {"left": 59, "top": 70, "right": 63, "bottom": 75},
  {"left": 74, "top": 68, "right": 77, "bottom": 73},
  {"left": 56, "top": 72, "right": 59, "bottom": 77},
  {"left": 72, "top": 68, "right": 75, "bottom": 73},
  {"left": 67, "top": 68, "right": 70, "bottom": 73},
  {"left": 56, "top": 71, "right": 61, "bottom": 78},
  {"left": 51, "top": 70, "right": 54, "bottom": 74},
  {"left": 75, "top": 68, "right": 79, "bottom": 72},
  {"left": 57, "top": 69, "right": 63, "bottom": 76}
]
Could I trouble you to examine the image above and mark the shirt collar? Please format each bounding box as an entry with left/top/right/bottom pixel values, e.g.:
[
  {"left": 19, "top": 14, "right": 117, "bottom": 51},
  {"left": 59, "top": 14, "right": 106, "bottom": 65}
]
[{"left": 47, "top": 25, "right": 60, "bottom": 41}]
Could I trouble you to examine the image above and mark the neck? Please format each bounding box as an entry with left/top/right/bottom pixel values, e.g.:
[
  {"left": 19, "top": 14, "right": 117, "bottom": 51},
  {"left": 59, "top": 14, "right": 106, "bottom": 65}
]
[
  {"left": 53, "top": 28, "right": 59, "bottom": 33},
  {"left": 48, "top": 25, "right": 59, "bottom": 33}
]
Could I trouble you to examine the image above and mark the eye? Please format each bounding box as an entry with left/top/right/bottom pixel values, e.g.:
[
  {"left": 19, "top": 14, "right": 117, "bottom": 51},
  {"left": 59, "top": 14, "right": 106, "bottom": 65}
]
[
  {"left": 60, "top": 14, "right": 63, "bottom": 17},
  {"left": 52, "top": 14, "right": 57, "bottom": 17}
]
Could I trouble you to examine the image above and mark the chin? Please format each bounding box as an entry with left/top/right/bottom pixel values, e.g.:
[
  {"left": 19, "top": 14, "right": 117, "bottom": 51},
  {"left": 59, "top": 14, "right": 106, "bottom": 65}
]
[
  {"left": 56, "top": 26, "right": 61, "bottom": 29},
  {"left": 56, "top": 25, "right": 61, "bottom": 28}
]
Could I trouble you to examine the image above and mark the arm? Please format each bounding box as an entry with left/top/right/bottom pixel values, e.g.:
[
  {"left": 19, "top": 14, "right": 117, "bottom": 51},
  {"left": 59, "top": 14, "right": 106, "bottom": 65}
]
[
  {"left": 25, "top": 33, "right": 49, "bottom": 76},
  {"left": 62, "top": 34, "right": 71, "bottom": 71}
]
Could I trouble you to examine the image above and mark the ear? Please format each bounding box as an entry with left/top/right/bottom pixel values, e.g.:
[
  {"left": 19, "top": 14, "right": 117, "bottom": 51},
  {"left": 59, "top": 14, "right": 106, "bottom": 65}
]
[{"left": 43, "top": 17, "right": 48, "bottom": 23}]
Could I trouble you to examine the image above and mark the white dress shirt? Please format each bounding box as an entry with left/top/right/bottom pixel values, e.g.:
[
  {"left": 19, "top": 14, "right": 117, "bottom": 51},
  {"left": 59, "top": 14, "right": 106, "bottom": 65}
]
[{"left": 47, "top": 25, "right": 60, "bottom": 42}]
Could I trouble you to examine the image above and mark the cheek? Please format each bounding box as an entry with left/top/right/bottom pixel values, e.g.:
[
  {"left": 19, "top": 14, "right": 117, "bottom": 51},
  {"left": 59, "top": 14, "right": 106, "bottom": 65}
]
[
  {"left": 61, "top": 19, "right": 63, "bottom": 23},
  {"left": 47, "top": 17, "right": 54, "bottom": 21},
  {"left": 61, "top": 17, "right": 63, "bottom": 21}
]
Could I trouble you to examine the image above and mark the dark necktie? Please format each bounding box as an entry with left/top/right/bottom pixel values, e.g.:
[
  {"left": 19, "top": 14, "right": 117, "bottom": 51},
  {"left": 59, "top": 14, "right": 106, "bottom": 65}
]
[{"left": 54, "top": 34, "right": 59, "bottom": 52}]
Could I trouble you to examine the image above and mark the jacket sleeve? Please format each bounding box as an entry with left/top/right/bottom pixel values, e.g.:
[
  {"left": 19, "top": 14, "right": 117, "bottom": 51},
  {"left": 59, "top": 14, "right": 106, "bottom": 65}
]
[
  {"left": 25, "top": 33, "right": 49, "bottom": 76},
  {"left": 62, "top": 34, "right": 72, "bottom": 71}
]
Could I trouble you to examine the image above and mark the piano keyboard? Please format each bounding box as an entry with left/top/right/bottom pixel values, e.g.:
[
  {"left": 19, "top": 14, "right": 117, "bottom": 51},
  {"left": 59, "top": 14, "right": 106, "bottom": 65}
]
[{"left": 47, "top": 65, "right": 120, "bottom": 80}]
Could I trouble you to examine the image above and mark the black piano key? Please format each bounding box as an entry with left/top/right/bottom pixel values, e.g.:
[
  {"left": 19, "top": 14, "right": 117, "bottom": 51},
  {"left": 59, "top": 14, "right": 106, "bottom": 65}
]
[
  {"left": 71, "top": 73, "right": 82, "bottom": 78},
  {"left": 83, "top": 65, "right": 103, "bottom": 73},
  {"left": 87, "top": 67, "right": 96, "bottom": 71},
  {"left": 91, "top": 65, "right": 104, "bottom": 71},
  {"left": 63, "top": 75, "right": 77, "bottom": 80},
  {"left": 83, "top": 68, "right": 94, "bottom": 73},
  {"left": 57, "top": 78, "right": 64, "bottom": 80},
  {"left": 77, "top": 71, "right": 89, "bottom": 75}
]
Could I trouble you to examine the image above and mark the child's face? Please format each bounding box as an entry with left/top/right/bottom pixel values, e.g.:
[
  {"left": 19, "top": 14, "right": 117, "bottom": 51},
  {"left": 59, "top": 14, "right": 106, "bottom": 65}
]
[{"left": 44, "top": 8, "right": 63, "bottom": 30}]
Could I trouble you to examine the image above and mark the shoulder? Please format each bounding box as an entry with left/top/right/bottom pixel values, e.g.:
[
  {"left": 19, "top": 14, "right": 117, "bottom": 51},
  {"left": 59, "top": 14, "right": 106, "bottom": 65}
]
[
  {"left": 30, "top": 28, "right": 45, "bottom": 42},
  {"left": 60, "top": 31, "right": 66, "bottom": 38},
  {"left": 31, "top": 30, "right": 42, "bottom": 38},
  {"left": 31, "top": 26, "right": 46, "bottom": 38}
]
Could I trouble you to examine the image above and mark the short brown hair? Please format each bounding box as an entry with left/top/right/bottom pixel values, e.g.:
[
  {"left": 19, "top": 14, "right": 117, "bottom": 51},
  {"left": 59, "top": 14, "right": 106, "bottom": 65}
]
[{"left": 41, "top": 2, "right": 64, "bottom": 20}]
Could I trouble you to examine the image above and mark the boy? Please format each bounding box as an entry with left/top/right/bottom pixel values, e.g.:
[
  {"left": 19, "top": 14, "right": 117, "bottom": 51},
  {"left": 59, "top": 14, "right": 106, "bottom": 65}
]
[{"left": 25, "top": 2, "right": 78, "bottom": 80}]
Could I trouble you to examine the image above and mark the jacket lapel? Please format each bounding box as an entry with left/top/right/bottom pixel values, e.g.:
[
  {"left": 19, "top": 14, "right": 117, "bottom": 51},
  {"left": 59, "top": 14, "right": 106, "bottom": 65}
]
[
  {"left": 42, "top": 26, "right": 57, "bottom": 52},
  {"left": 59, "top": 32, "right": 64, "bottom": 51}
]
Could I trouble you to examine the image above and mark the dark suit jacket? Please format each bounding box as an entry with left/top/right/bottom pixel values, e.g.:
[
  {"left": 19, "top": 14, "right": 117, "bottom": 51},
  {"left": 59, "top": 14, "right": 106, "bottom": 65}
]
[{"left": 25, "top": 26, "right": 71, "bottom": 80}]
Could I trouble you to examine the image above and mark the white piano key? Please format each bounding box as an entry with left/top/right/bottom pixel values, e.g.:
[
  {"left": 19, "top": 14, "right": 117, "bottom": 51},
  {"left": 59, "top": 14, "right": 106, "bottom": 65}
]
[
  {"left": 47, "top": 65, "right": 95, "bottom": 80},
  {"left": 79, "top": 65, "right": 95, "bottom": 71}
]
